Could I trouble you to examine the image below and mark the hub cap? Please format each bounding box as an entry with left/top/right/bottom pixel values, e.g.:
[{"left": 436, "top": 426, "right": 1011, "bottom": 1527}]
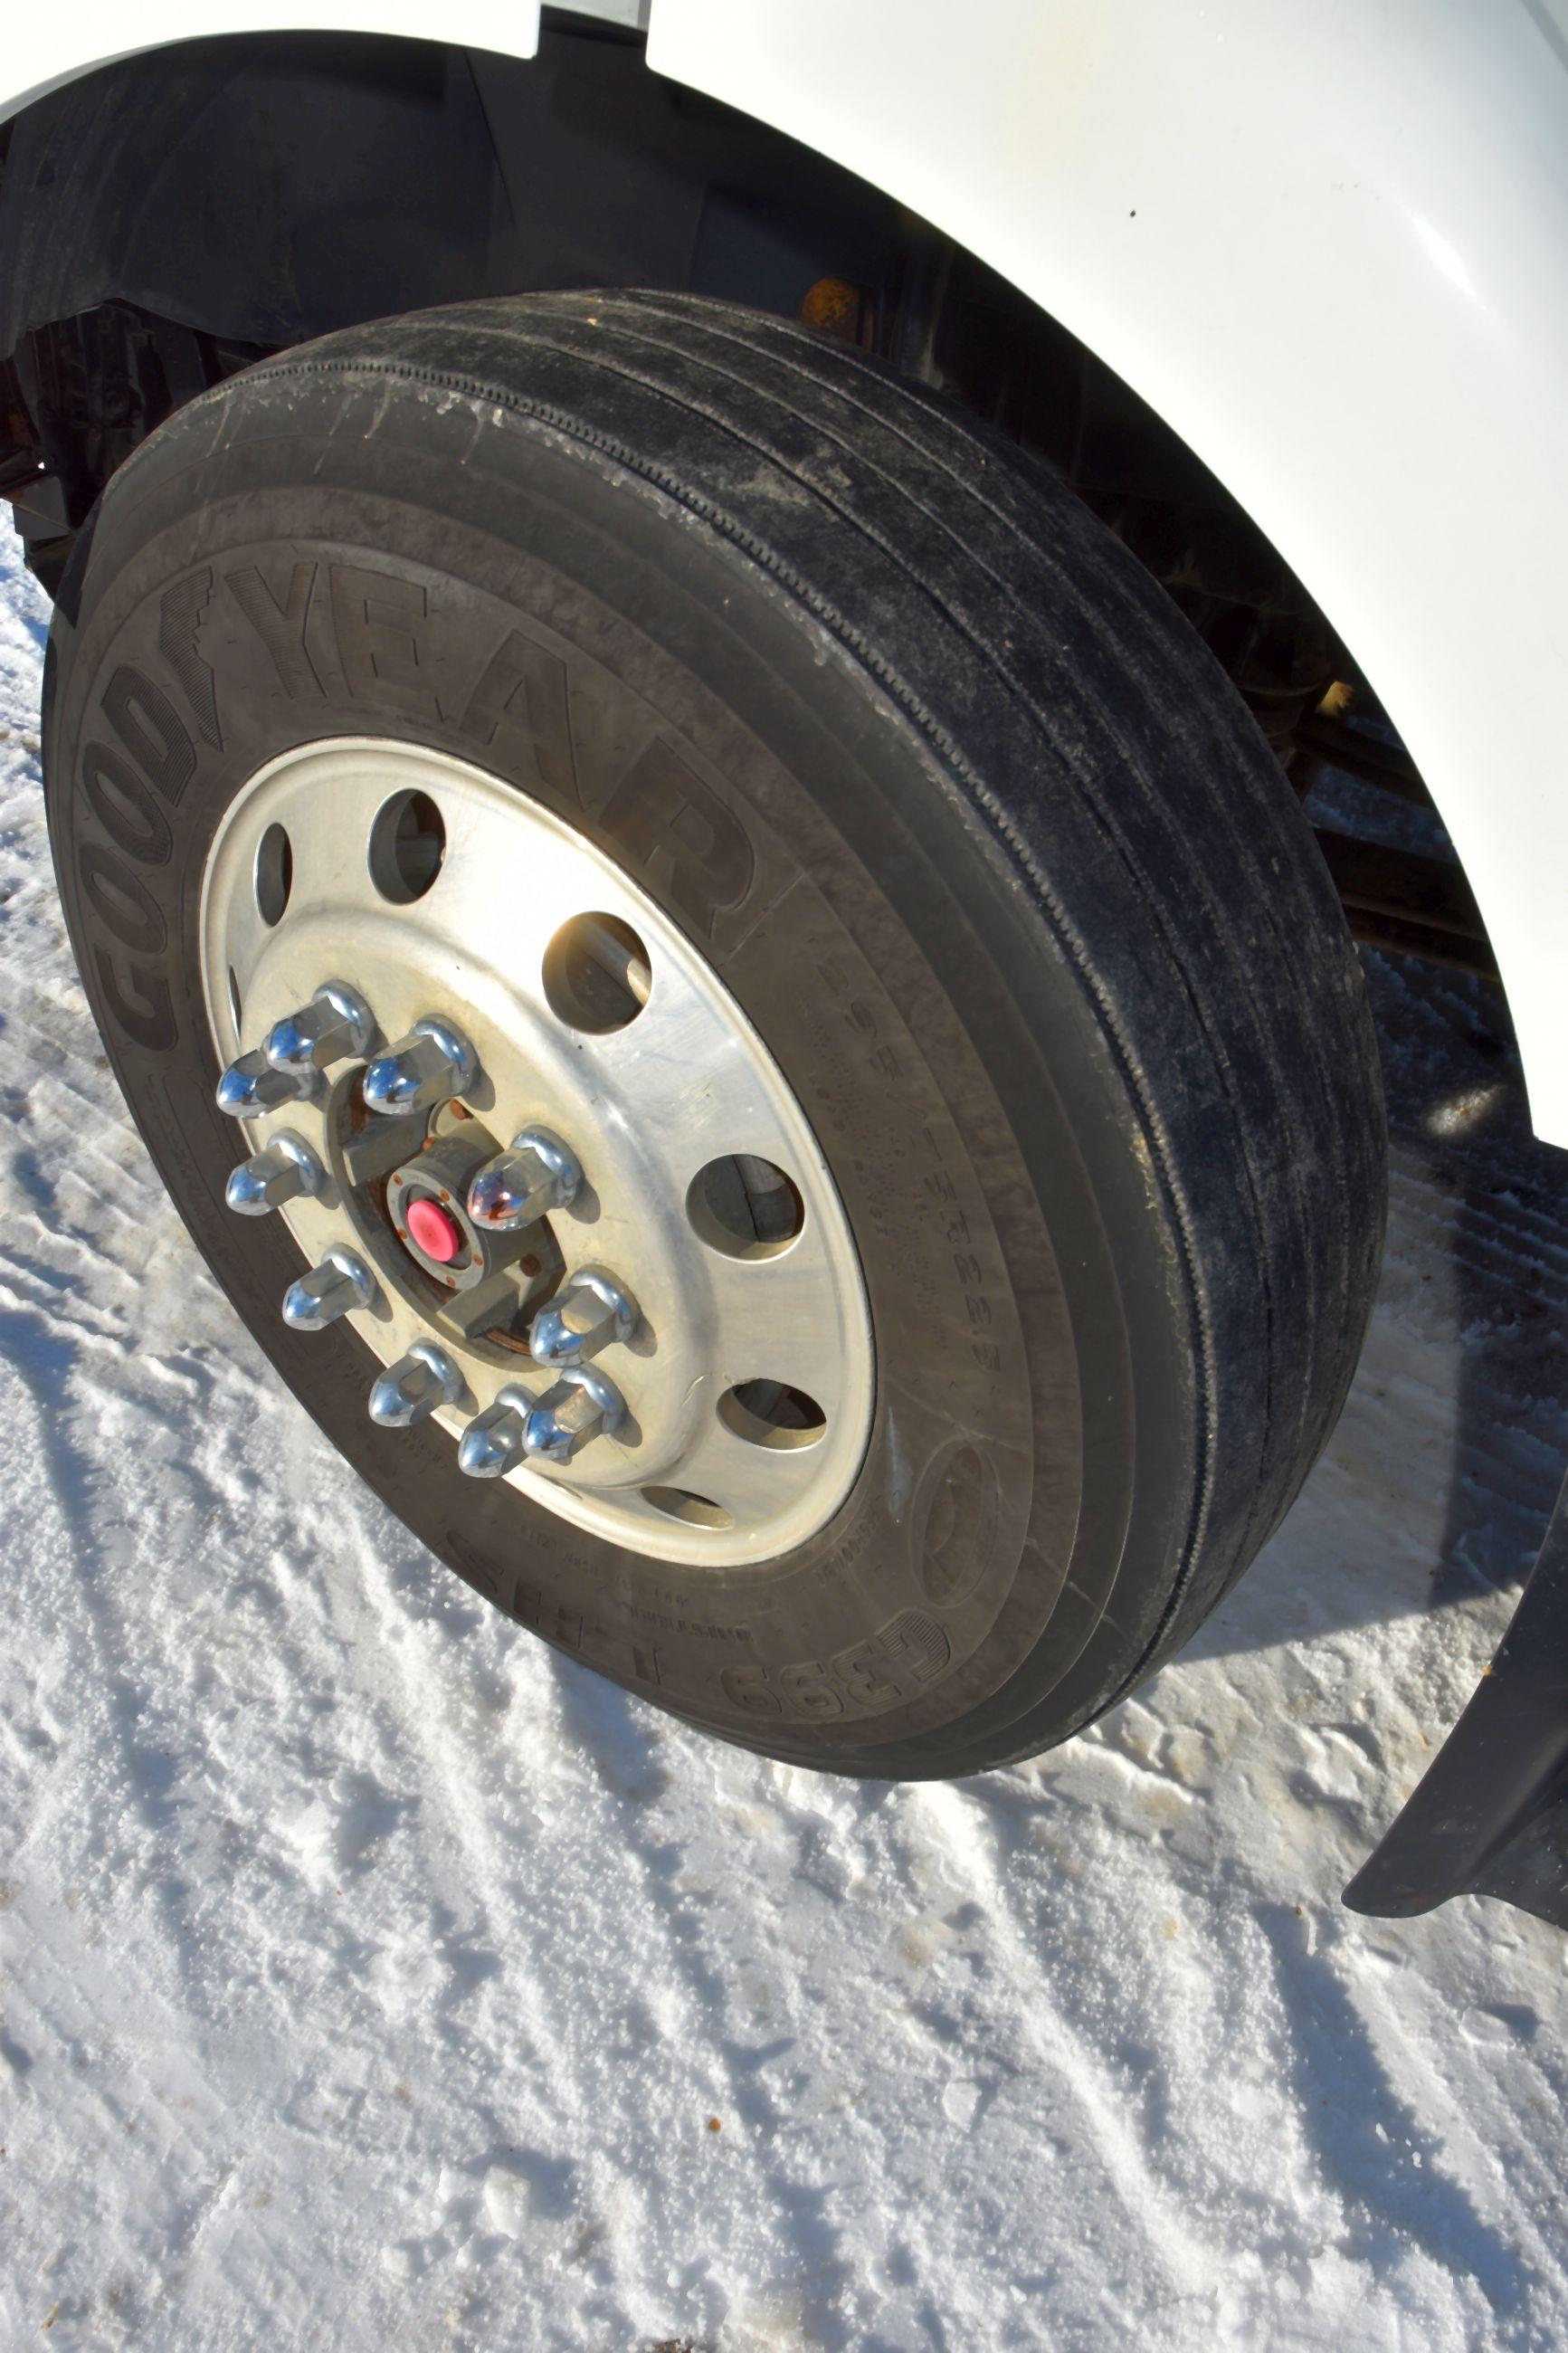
[{"left": 200, "top": 738, "right": 874, "bottom": 1566}]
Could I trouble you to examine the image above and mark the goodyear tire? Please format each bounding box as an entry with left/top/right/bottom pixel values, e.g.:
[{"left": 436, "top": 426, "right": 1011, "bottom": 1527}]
[{"left": 41, "top": 291, "right": 1385, "bottom": 1776}]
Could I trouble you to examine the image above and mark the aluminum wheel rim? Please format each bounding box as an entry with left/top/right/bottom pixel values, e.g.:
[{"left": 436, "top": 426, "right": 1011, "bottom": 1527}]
[{"left": 199, "top": 738, "right": 875, "bottom": 1567}]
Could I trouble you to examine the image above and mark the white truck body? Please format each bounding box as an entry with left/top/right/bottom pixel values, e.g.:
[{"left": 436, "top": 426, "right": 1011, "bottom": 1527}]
[{"left": 6, "top": 0, "right": 1567, "bottom": 1139}]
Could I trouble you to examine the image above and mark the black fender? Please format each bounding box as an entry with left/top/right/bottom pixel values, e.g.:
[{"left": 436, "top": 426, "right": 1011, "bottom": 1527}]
[
  {"left": 0, "top": 22, "right": 903, "bottom": 361},
  {"left": 1345, "top": 1461, "right": 1568, "bottom": 1928}
]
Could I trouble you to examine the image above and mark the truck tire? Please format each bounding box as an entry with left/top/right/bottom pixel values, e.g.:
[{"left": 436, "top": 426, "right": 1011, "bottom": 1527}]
[{"left": 41, "top": 291, "right": 1385, "bottom": 1776}]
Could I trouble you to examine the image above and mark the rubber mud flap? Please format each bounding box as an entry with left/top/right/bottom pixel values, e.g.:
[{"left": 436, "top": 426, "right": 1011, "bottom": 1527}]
[{"left": 1346, "top": 1459, "right": 1568, "bottom": 1928}]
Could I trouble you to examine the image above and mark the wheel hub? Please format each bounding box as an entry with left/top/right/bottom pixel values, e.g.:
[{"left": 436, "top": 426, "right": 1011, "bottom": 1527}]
[
  {"left": 404, "top": 1194, "right": 463, "bottom": 1266},
  {"left": 200, "top": 738, "right": 874, "bottom": 1567}
]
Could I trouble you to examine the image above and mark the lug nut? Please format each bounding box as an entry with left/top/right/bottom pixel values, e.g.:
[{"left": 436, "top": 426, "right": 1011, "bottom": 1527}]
[
  {"left": 528, "top": 1267, "right": 637, "bottom": 1367},
  {"left": 367, "top": 1340, "right": 463, "bottom": 1427},
  {"left": 467, "top": 1126, "right": 582, "bottom": 1232},
  {"left": 457, "top": 1384, "right": 535, "bottom": 1479},
  {"left": 361, "top": 1018, "right": 478, "bottom": 1119},
  {"left": 265, "top": 981, "right": 375, "bottom": 1081},
  {"left": 216, "top": 1047, "right": 309, "bottom": 1119},
  {"left": 281, "top": 1247, "right": 378, "bottom": 1330},
  {"left": 523, "top": 1365, "right": 625, "bottom": 1465},
  {"left": 225, "top": 1130, "right": 325, "bottom": 1216}
]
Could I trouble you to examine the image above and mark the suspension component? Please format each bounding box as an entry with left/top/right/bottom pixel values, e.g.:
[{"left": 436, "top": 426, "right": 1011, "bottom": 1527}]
[
  {"left": 224, "top": 1130, "right": 325, "bottom": 1216},
  {"left": 528, "top": 1266, "right": 637, "bottom": 1368},
  {"left": 457, "top": 1384, "right": 536, "bottom": 1479},
  {"left": 264, "top": 981, "right": 375, "bottom": 1081},
  {"left": 368, "top": 1340, "right": 463, "bottom": 1427},
  {"left": 281, "top": 1246, "right": 378, "bottom": 1331},
  {"left": 361, "top": 1017, "right": 477, "bottom": 1119},
  {"left": 467, "top": 1126, "right": 582, "bottom": 1232},
  {"left": 523, "top": 1365, "right": 626, "bottom": 1464},
  {"left": 215, "top": 1046, "right": 310, "bottom": 1119}
]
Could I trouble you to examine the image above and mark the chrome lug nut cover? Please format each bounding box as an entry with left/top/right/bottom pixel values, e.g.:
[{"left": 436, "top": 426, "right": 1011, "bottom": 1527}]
[
  {"left": 523, "top": 1365, "right": 625, "bottom": 1465},
  {"left": 225, "top": 1130, "right": 325, "bottom": 1216},
  {"left": 361, "top": 1017, "right": 478, "bottom": 1118},
  {"left": 368, "top": 1340, "right": 463, "bottom": 1427},
  {"left": 467, "top": 1126, "right": 582, "bottom": 1231},
  {"left": 265, "top": 981, "right": 375, "bottom": 1081},
  {"left": 216, "top": 1046, "right": 310, "bottom": 1119},
  {"left": 457, "top": 1384, "right": 535, "bottom": 1479},
  {"left": 282, "top": 1246, "right": 378, "bottom": 1331},
  {"left": 528, "top": 1266, "right": 637, "bottom": 1368}
]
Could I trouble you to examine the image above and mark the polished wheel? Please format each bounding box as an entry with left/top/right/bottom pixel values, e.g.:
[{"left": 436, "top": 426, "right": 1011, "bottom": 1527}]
[{"left": 201, "top": 739, "right": 873, "bottom": 1567}]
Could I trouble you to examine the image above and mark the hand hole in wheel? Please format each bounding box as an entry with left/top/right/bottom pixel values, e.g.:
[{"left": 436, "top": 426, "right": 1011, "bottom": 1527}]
[
  {"left": 542, "top": 912, "right": 651, "bottom": 1034},
  {"left": 719, "top": 1379, "right": 826, "bottom": 1451},
  {"left": 227, "top": 966, "right": 243, "bottom": 1032},
  {"left": 687, "top": 1155, "right": 805, "bottom": 1261},
  {"left": 642, "top": 1485, "right": 734, "bottom": 1530},
  {"left": 368, "top": 788, "right": 446, "bottom": 905},
  {"left": 254, "top": 823, "right": 292, "bottom": 927}
]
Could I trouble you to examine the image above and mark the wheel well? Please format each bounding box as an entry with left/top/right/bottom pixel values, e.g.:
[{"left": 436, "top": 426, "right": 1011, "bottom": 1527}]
[{"left": 0, "top": 13, "right": 1483, "bottom": 974}]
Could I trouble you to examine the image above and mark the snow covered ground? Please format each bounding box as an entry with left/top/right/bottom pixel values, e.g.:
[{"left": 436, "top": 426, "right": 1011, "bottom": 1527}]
[{"left": 1, "top": 527, "right": 1564, "bottom": 2352}]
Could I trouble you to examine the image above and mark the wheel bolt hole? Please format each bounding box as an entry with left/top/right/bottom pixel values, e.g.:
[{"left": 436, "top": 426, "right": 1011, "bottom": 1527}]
[
  {"left": 543, "top": 912, "right": 651, "bottom": 1034},
  {"left": 719, "top": 1380, "right": 826, "bottom": 1451},
  {"left": 369, "top": 788, "right": 446, "bottom": 905},
  {"left": 254, "top": 824, "right": 293, "bottom": 927},
  {"left": 642, "top": 1485, "right": 734, "bottom": 1530},
  {"left": 687, "top": 1155, "right": 804, "bottom": 1260}
]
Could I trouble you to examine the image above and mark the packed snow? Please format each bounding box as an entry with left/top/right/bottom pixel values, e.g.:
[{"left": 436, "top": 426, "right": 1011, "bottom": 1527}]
[{"left": 0, "top": 529, "right": 1564, "bottom": 2351}]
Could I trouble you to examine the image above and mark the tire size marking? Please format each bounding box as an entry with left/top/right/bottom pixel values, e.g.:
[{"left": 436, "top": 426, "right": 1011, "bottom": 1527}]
[
  {"left": 720, "top": 1610, "right": 952, "bottom": 1722},
  {"left": 504, "top": 1577, "right": 670, "bottom": 1692}
]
